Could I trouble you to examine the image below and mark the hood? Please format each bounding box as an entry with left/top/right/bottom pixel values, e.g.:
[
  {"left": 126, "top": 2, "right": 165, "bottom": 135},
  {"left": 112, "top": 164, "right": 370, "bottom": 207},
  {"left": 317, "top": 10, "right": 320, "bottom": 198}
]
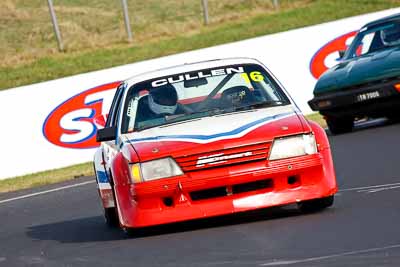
[
  {"left": 122, "top": 105, "right": 305, "bottom": 162},
  {"left": 314, "top": 46, "right": 400, "bottom": 95}
]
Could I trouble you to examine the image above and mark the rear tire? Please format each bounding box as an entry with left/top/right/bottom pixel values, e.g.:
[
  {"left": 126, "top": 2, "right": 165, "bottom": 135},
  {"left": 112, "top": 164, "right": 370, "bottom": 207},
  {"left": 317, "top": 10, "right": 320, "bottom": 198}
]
[
  {"left": 387, "top": 114, "right": 400, "bottom": 123},
  {"left": 104, "top": 207, "right": 119, "bottom": 228},
  {"left": 122, "top": 227, "right": 139, "bottom": 237},
  {"left": 103, "top": 170, "right": 120, "bottom": 228},
  {"left": 326, "top": 117, "right": 354, "bottom": 135},
  {"left": 298, "top": 195, "right": 334, "bottom": 213}
]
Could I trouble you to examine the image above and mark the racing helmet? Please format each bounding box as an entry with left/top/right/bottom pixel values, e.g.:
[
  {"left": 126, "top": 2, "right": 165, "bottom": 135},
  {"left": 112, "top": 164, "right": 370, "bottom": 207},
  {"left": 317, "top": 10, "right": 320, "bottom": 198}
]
[
  {"left": 380, "top": 23, "right": 400, "bottom": 46},
  {"left": 148, "top": 84, "right": 178, "bottom": 115}
]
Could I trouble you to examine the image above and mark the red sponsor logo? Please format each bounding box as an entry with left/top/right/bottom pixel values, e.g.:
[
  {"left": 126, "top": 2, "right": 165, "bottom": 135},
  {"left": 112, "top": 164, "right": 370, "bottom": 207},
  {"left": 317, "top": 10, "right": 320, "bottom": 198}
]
[
  {"left": 310, "top": 31, "right": 357, "bottom": 79},
  {"left": 43, "top": 81, "right": 120, "bottom": 149}
]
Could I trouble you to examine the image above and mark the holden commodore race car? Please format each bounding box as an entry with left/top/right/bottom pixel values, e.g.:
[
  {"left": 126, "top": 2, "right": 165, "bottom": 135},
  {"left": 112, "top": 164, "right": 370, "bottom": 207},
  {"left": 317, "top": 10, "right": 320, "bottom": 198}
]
[
  {"left": 94, "top": 58, "right": 337, "bottom": 232},
  {"left": 309, "top": 13, "right": 400, "bottom": 134}
]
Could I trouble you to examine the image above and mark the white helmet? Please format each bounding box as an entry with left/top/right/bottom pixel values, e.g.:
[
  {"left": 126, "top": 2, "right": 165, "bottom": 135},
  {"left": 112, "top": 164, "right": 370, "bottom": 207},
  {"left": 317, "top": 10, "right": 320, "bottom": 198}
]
[{"left": 148, "top": 85, "right": 178, "bottom": 115}]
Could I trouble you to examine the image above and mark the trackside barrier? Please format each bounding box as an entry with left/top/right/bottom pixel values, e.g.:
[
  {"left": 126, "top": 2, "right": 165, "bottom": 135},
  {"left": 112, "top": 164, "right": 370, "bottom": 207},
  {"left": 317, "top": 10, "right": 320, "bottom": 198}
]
[{"left": 0, "top": 8, "right": 399, "bottom": 179}]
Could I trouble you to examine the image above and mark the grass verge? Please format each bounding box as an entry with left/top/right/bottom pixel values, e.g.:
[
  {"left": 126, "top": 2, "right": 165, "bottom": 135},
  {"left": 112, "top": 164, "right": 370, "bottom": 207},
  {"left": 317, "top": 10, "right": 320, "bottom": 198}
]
[
  {"left": 306, "top": 112, "right": 327, "bottom": 128},
  {"left": 1, "top": 0, "right": 399, "bottom": 90},
  {"left": 0, "top": 113, "right": 326, "bottom": 193},
  {"left": 0, "top": 162, "right": 93, "bottom": 193},
  {"left": 0, "top": 0, "right": 300, "bottom": 68}
]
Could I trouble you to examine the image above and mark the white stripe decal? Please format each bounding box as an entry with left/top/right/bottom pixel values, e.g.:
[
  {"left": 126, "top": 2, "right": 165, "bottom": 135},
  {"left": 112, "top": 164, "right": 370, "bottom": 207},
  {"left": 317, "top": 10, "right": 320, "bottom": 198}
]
[
  {"left": 129, "top": 112, "right": 295, "bottom": 144},
  {"left": 98, "top": 183, "right": 112, "bottom": 190},
  {"left": 0, "top": 180, "right": 95, "bottom": 205}
]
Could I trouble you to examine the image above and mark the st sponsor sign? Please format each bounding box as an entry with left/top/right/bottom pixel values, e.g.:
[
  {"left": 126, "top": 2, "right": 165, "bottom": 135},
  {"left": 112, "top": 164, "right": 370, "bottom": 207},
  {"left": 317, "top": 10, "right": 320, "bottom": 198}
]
[
  {"left": 43, "top": 82, "right": 119, "bottom": 149},
  {"left": 310, "top": 31, "right": 357, "bottom": 79}
]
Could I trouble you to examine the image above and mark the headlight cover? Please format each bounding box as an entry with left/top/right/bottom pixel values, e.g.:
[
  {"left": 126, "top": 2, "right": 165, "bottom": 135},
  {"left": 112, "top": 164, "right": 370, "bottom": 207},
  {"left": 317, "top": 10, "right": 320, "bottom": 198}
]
[
  {"left": 130, "top": 157, "right": 183, "bottom": 183},
  {"left": 269, "top": 134, "right": 317, "bottom": 160}
]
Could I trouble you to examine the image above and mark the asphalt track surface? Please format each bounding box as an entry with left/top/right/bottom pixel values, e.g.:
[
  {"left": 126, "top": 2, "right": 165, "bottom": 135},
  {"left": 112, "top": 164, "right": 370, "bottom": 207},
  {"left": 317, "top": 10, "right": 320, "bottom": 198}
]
[{"left": 1, "top": 119, "right": 400, "bottom": 267}]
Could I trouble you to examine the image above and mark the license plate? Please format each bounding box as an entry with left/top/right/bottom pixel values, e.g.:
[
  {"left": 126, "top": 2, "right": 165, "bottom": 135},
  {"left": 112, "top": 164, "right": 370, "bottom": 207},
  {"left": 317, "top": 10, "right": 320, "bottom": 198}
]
[{"left": 356, "top": 91, "right": 380, "bottom": 102}]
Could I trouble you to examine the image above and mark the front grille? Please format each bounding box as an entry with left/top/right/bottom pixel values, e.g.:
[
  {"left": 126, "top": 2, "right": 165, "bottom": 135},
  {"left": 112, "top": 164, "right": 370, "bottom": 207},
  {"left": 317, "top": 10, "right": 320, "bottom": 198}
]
[
  {"left": 189, "top": 179, "right": 273, "bottom": 201},
  {"left": 343, "top": 76, "right": 400, "bottom": 92},
  {"left": 317, "top": 76, "right": 400, "bottom": 98},
  {"left": 175, "top": 142, "right": 271, "bottom": 172}
]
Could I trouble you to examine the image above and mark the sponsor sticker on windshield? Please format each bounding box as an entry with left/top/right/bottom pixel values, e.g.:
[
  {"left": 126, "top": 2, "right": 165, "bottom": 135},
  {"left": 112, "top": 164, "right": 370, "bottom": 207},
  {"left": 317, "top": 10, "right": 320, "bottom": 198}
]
[{"left": 151, "top": 67, "right": 245, "bottom": 87}]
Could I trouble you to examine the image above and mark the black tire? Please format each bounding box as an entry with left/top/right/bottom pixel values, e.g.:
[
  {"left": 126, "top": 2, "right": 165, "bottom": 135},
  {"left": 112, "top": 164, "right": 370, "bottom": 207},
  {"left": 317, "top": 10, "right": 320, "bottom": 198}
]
[
  {"left": 104, "top": 207, "right": 119, "bottom": 228},
  {"left": 122, "top": 227, "right": 140, "bottom": 237},
  {"left": 103, "top": 170, "right": 120, "bottom": 228},
  {"left": 326, "top": 117, "right": 354, "bottom": 135},
  {"left": 387, "top": 114, "right": 400, "bottom": 123},
  {"left": 298, "top": 195, "right": 334, "bottom": 213}
]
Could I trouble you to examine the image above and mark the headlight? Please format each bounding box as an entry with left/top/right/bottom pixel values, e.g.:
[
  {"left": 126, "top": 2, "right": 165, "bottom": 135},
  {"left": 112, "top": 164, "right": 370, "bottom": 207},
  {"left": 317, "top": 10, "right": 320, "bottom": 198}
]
[
  {"left": 269, "top": 134, "right": 317, "bottom": 160},
  {"left": 130, "top": 157, "right": 183, "bottom": 183}
]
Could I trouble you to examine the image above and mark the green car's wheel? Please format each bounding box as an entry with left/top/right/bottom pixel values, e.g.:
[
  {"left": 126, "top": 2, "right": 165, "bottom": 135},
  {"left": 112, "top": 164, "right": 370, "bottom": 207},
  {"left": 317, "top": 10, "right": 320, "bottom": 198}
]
[
  {"left": 326, "top": 117, "right": 354, "bottom": 135},
  {"left": 298, "top": 195, "right": 334, "bottom": 213}
]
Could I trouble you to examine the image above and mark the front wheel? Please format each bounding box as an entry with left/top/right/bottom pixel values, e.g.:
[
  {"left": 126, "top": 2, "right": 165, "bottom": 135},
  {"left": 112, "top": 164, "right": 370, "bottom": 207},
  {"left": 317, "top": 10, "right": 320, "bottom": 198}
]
[
  {"left": 298, "top": 195, "right": 334, "bottom": 213},
  {"left": 326, "top": 117, "right": 354, "bottom": 135}
]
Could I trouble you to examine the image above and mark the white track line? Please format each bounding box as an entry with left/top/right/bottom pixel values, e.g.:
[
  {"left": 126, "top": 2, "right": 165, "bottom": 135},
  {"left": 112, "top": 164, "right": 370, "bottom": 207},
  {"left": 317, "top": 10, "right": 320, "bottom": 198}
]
[
  {"left": 1, "top": 181, "right": 399, "bottom": 205},
  {"left": 358, "top": 185, "right": 400, "bottom": 194},
  {"left": 339, "top": 182, "right": 400, "bottom": 192},
  {"left": 261, "top": 244, "right": 400, "bottom": 266},
  {"left": 0, "top": 180, "right": 95, "bottom": 205}
]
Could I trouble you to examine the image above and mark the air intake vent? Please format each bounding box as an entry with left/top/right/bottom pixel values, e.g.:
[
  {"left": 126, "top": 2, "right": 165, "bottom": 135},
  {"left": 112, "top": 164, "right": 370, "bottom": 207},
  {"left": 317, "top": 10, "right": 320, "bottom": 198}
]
[
  {"left": 175, "top": 142, "right": 271, "bottom": 172},
  {"left": 189, "top": 179, "right": 273, "bottom": 201}
]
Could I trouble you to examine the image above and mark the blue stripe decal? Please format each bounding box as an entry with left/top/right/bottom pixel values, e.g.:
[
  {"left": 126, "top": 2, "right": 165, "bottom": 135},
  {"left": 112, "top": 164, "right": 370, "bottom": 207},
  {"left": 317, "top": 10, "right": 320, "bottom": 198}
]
[
  {"left": 129, "top": 112, "right": 293, "bottom": 143},
  {"left": 97, "top": 171, "right": 109, "bottom": 183}
]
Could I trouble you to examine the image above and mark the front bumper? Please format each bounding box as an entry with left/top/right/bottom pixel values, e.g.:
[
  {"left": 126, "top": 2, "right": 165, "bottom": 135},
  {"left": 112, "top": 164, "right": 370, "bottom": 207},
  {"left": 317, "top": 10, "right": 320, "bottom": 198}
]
[
  {"left": 308, "top": 80, "right": 400, "bottom": 117},
  {"left": 115, "top": 150, "right": 337, "bottom": 228}
]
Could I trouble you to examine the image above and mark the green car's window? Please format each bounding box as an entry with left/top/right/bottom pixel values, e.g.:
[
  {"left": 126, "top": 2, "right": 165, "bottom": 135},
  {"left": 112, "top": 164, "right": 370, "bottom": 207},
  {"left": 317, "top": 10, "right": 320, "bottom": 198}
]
[{"left": 347, "top": 21, "right": 400, "bottom": 59}]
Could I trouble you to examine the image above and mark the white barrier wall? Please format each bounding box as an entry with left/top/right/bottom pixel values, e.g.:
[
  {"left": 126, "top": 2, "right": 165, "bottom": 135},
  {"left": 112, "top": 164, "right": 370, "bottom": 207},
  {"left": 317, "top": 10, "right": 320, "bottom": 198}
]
[{"left": 1, "top": 8, "right": 399, "bottom": 179}]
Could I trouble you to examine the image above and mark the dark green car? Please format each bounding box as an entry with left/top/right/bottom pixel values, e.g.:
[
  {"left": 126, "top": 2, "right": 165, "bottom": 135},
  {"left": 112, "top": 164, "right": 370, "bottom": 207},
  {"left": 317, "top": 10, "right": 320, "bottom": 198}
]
[{"left": 309, "top": 13, "right": 400, "bottom": 134}]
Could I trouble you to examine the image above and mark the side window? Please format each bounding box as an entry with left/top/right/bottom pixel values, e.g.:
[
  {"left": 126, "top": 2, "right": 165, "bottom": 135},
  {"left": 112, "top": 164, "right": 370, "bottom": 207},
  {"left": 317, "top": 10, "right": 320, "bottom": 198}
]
[{"left": 105, "top": 83, "right": 125, "bottom": 128}]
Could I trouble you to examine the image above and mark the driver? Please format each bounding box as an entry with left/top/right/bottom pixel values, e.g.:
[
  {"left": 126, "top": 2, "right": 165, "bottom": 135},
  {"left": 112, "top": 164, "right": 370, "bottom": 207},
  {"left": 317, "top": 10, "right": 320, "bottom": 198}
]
[
  {"left": 380, "top": 23, "right": 400, "bottom": 46},
  {"left": 135, "top": 84, "right": 187, "bottom": 125},
  {"left": 148, "top": 84, "right": 179, "bottom": 115}
]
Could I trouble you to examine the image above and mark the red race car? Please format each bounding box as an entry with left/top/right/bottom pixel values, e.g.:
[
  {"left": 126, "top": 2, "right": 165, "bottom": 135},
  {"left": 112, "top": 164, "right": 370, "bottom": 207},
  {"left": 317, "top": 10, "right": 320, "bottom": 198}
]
[{"left": 94, "top": 58, "right": 337, "bottom": 232}]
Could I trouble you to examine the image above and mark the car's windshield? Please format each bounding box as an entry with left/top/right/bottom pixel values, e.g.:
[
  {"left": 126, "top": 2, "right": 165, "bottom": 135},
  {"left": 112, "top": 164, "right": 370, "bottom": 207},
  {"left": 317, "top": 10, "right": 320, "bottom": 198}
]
[
  {"left": 121, "top": 63, "right": 290, "bottom": 133},
  {"left": 346, "top": 21, "right": 400, "bottom": 59}
]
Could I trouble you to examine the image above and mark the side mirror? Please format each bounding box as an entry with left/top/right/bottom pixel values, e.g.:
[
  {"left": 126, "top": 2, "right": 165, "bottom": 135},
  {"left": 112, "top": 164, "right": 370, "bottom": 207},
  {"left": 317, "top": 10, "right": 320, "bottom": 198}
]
[
  {"left": 93, "top": 114, "right": 108, "bottom": 129},
  {"left": 96, "top": 127, "right": 116, "bottom": 142},
  {"left": 338, "top": 50, "right": 346, "bottom": 59}
]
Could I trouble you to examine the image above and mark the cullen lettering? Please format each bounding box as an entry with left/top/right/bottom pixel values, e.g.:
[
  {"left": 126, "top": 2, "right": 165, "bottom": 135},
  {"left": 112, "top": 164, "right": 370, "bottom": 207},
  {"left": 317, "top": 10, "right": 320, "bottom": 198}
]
[
  {"left": 185, "top": 73, "right": 199, "bottom": 80},
  {"left": 211, "top": 69, "right": 226, "bottom": 76},
  {"left": 198, "top": 71, "right": 212, "bottom": 78},
  {"left": 151, "top": 66, "right": 245, "bottom": 87},
  {"left": 168, "top": 75, "right": 184, "bottom": 84},
  {"left": 226, "top": 67, "right": 244, "bottom": 74},
  {"left": 152, "top": 79, "right": 168, "bottom": 87}
]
